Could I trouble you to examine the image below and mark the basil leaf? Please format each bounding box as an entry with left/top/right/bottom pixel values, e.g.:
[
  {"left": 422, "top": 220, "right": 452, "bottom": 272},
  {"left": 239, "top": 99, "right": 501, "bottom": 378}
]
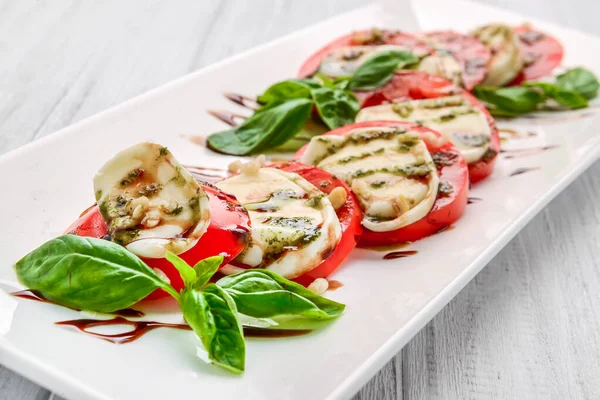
[
  {"left": 311, "top": 87, "right": 360, "bottom": 129},
  {"left": 556, "top": 67, "right": 600, "bottom": 99},
  {"left": 14, "top": 235, "right": 175, "bottom": 312},
  {"left": 473, "top": 86, "right": 543, "bottom": 116},
  {"left": 257, "top": 80, "right": 313, "bottom": 108},
  {"left": 165, "top": 251, "right": 197, "bottom": 288},
  {"left": 192, "top": 256, "right": 223, "bottom": 289},
  {"left": 525, "top": 82, "right": 588, "bottom": 109},
  {"left": 217, "top": 269, "right": 345, "bottom": 320},
  {"left": 180, "top": 285, "right": 245, "bottom": 373},
  {"left": 349, "top": 50, "right": 419, "bottom": 90},
  {"left": 207, "top": 98, "right": 313, "bottom": 155}
]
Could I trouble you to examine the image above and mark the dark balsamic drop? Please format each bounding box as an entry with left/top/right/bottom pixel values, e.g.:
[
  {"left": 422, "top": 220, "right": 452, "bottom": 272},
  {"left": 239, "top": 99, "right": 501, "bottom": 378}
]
[
  {"left": 206, "top": 110, "right": 247, "bottom": 127},
  {"left": 501, "top": 145, "right": 558, "bottom": 159},
  {"left": 223, "top": 92, "right": 259, "bottom": 110},
  {"left": 383, "top": 250, "right": 418, "bottom": 260},
  {"left": 467, "top": 197, "right": 482, "bottom": 204},
  {"left": 509, "top": 167, "right": 540, "bottom": 177}
]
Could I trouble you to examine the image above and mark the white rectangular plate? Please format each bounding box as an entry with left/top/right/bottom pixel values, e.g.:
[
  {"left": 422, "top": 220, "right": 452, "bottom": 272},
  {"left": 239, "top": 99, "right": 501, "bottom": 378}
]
[{"left": 2, "top": 1, "right": 600, "bottom": 399}]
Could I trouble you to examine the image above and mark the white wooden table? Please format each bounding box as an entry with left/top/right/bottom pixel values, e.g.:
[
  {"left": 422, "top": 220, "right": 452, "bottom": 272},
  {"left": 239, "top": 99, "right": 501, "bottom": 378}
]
[{"left": 1, "top": 1, "right": 600, "bottom": 399}]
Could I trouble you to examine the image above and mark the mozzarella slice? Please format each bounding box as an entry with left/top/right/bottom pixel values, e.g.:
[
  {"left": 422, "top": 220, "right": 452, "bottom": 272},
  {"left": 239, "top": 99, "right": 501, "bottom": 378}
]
[
  {"left": 319, "top": 45, "right": 428, "bottom": 78},
  {"left": 300, "top": 127, "right": 439, "bottom": 232},
  {"left": 356, "top": 95, "right": 492, "bottom": 164},
  {"left": 215, "top": 167, "right": 341, "bottom": 279},
  {"left": 93, "top": 142, "right": 210, "bottom": 258},
  {"left": 471, "top": 23, "right": 524, "bottom": 86},
  {"left": 417, "top": 52, "right": 464, "bottom": 87}
]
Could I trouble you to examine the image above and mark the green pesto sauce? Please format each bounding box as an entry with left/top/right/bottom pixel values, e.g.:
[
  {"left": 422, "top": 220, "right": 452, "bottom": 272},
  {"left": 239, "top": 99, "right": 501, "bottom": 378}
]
[
  {"left": 392, "top": 103, "right": 414, "bottom": 118},
  {"left": 120, "top": 168, "right": 144, "bottom": 186},
  {"left": 452, "top": 133, "right": 490, "bottom": 148},
  {"left": 138, "top": 183, "right": 162, "bottom": 197},
  {"left": 258, "top": 216, "right": 321, "bottom": 266},
  {"left": 305, "top": 194, "right": 325, "bottom": 210},
  {"left": 370, "top": 180, "right": 388, "bottom": 189},
  {"left": 351, "top": 162, "right": 433, "bottom": 179},
  {"left": 169, "top": 166, "right": 187, "bottom": 187},
  {"left": 438, "top": 181, "right": 453, "bottom": 197},
  {"left": 112, "top": 229, "right": 140, "bottom": 246}
]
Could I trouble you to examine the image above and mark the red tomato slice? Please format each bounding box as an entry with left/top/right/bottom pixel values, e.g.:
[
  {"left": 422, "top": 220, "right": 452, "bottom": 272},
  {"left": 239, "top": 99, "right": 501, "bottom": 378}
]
[
  {"left": 509, "top": 25, "right": 564, "bottom": 85},
  {"left": 420, "top": 31, "right": 491, "bottom": 90},
  {"left": 269, "top": 162, "right": 363, "bottom": 286},
  {"left": 65, "top": 184, "right": 251, "bottom": 299},
  {"left": 294, "top": 121, "right": 469, "bottom": 246},
  {"left": 297, "top": 29, "right": 433, "bottom": 78},
  {"left": 357, "top": 71, "right": 499, "bottom": 183}
]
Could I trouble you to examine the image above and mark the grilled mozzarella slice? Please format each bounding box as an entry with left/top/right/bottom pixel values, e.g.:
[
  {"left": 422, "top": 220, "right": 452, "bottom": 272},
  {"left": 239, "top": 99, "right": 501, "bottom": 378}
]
[
  {"left": 215, "top": 167, "right": 341, "bottom": 279},
  {"left": 356, "top": 95, "right": 492, "bottom": 164},
  {"left": 319, "top": 45, "right": 428, "bottom": 78},
  {"left": 299, "top": 127, "right": 439, "bottom": 232},
  {"left": 471, "top": 23, "right": 524, "bottom": 86},
  {"left": 417, "top": 52, "right": 464, "bottom": 87},
  {"left": 93, "top": 142, "right": 210, "bottom": 258}
]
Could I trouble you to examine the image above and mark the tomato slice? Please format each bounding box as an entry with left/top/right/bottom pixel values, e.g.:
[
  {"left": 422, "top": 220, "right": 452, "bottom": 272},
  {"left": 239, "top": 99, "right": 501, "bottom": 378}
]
[
  {"left": 420, "top": 31, "right": 491, "bottom": 90},
  {"left": 356, "top": 71, "right": 499, "bottom": 183},
  {"left": 294, "top": 121, "right": 469, "bottom": 246},
  {"left": 297, "top": 29, "right": 433, "bottom": 78},
  {"left": 65, "top": 184, "right": 251, "bottom": 298},
  {"left": 509, "top": 25, "right": 564, "bottom": 85},
  {"left": 269, "top": 162, "right": 362, "bottom": 286}
]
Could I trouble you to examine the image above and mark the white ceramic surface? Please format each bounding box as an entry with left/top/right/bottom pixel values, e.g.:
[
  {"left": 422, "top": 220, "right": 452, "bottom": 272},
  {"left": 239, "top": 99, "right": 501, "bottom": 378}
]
[{"left": 1, "top": 1, "right": 600, "bottom": 399}]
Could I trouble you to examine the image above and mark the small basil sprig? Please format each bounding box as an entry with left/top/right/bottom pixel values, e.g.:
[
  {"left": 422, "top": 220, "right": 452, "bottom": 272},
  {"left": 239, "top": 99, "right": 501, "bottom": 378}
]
[
  {"left": 14, "top": 235, "right": 345, "bottom": 374},
  {"left": 14, "top": 235, "right": 177, "bottom": 311},
  {"left": 180, "top": 285, "right": 245, "bottom": 373},
  {"left": 473, "top": 67, "right": 599, "bottom": 117},
  {"left": 555, "top": 67, "right": 599, "bottom": 99},
  {"left": 217, "top": 269, "right": 345, "bottom": 320},
  {"left": 208, "top": 79, "right": 359, "bottom": 156},
  {"left": 348, "top": 50, "right": 419, "bottom": 90}
]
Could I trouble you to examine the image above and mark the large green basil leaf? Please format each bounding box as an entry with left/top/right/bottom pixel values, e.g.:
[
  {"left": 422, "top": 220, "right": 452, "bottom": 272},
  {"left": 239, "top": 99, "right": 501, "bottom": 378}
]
[
  {"left": 14, "top": 235, "right": 175, "bottom": 312},
  {"left": 473, "top": 86, "right": 543, "bottom": 116},
  {"left": 349, "top": 50, "right": 419, "bottom": 90},
  {"left": 311, "top": 87, "right": 360, "bottom": 129},
  {"left": 207, "top": 98, "right": 313, "bottom": 155},
  {"left": 525, "top": 82, "right": 588, "bottom": 109},
  {"left": 556, "top": 67, "right": 600, "bottom": 100},
  {"left": 180, "top": 285, "right": 245, "bottom": 373},
  {"left": 217, "top": 269, "right": 345, "bottom": 320},
  {"left": 257, "top": 80, "right": 313, "bottom": 108}
]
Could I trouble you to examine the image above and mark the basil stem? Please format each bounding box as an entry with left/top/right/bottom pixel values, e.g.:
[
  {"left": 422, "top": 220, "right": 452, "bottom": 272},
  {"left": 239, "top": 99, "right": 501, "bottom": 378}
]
[{"left": 180, "top": 285, "right": 246, "bottom": 373}]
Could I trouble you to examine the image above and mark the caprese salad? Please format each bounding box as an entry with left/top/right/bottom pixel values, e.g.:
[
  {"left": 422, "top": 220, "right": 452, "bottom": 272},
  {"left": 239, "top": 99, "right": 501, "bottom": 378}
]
[{"left": 12, "top": 20, "right": 600, "bottom": 376}]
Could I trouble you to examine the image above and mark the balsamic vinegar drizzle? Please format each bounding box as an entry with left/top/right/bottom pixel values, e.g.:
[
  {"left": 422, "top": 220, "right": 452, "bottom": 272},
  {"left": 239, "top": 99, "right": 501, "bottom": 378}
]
[
  {"left": 12, "top": 290, "right": 145, "bottom": 317},
  {"left": 509, "top": 167, "right": 540, "bottom": 177},
  {"left": 56, "top": 317, "right": 189, "bottom": 344},
  {"left": 207, "top": 110, "right": 247, "bottom": 127},
  {"left": 467, "top": 197, "right": 482, "bottom": 204},
  {"left": 13, "top": 290, "right": 312, "bottom": 343},
  {"left": 498, "top": 127, "right": 538, "bottom": 139},
  {"left": 56, "top": 317, "right": 312, "bottom": 343},
  {"left": 383, "top": 250, "right": 418, "bottom": 260},
  {"left": 501, "top": 145, "right": 559, "bottom": 159},
  {"left": 223, "top": 92, "right": 259, "bottom": 110}
]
